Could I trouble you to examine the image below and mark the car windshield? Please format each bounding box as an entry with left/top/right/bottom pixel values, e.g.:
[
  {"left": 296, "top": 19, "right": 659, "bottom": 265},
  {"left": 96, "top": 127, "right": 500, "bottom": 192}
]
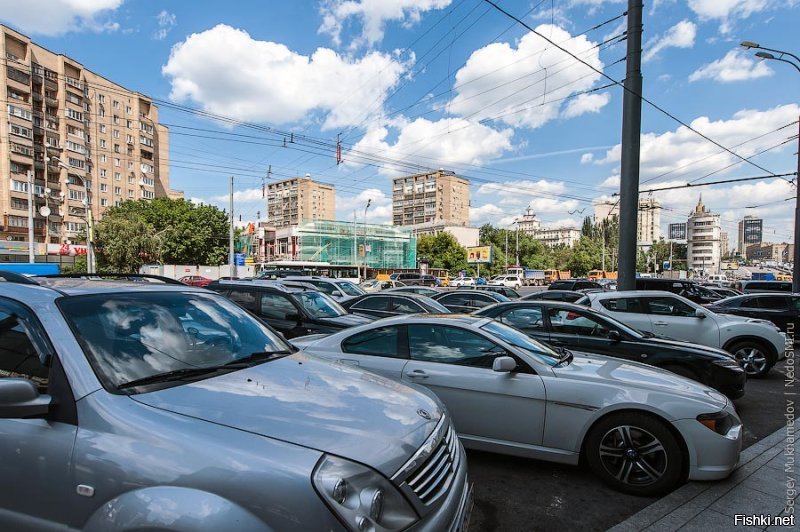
[
  {"left": 424, "top": 298, "right": 451, "bottom": 313},
  {"left": 335, "top": 281, "right": 365, "bottom": 296},
  {"left": 480, "top": 320, "right": 561, "bottom": 366},
  {"left": 58, "top": 291, "right": 292, "bottom": 392},
  {"left": 294, "top": 290, "right": 348, "bottom": 318}
]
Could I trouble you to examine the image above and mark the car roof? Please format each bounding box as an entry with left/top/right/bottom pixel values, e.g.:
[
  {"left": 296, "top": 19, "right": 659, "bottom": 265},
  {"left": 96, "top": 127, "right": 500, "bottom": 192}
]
[
  {"left": 1, "top": 277, "right": 210, "bottom": 298},
  {"left": 208, "top": 279, "right": 308, "bottom": 293},
  {"left": 587, "top": 289, "right": 676, "bottom": 299},
  {"left": 362, "top": 313, "right": 491, "bottom": 327}
]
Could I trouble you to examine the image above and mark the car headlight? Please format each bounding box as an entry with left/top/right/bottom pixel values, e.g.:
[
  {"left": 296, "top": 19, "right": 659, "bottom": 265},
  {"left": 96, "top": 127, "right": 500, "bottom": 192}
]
[
  {"left": 313, "top": 455, "right": 418, "bottom": 531},
  {"left": 697, "top": 411, "right": 735, "bottom": 435},
  {"left": 712, "top": 358, "right": 744, "bottom": 371}
]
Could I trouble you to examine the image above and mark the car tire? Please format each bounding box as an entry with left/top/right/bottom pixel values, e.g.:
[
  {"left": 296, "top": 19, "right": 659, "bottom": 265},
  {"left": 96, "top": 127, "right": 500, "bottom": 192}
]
[
  {"left": 585, "top": 412, "right": 684, "bottom": 496},
  {"left": 659, "top": 364, "right": 700, "bottom": 383},
  {"left": 728, "top": 340, "right": 774, "bottom": 378},
  {"left": 515, "top": 284, "right": 521, "bottom": 290}
]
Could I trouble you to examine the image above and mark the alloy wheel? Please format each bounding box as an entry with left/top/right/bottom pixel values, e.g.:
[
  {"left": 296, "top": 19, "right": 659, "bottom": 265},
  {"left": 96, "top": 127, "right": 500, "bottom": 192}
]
[
  {"left": 734, "top": 347, "right": 767, "bottom": 375},
  {"left": 598, "top": 425, "right": 668, "bottom": 486}
]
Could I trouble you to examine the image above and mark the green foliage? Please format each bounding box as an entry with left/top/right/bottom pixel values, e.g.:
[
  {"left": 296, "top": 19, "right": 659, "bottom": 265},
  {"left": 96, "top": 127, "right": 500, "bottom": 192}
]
[
  {"left": 416, "top": 232, "right": 467, "bottom": 274},
  {"left": 61, "top": 255, "right": 87, "bottom": 274},
  {"left": 93, "top": 198, "right": 231, "bottom": 271}
]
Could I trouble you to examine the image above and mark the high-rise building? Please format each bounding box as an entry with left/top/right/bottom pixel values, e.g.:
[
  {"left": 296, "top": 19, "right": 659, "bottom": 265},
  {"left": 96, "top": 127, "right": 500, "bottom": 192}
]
[
  {"left": 392, "top": 170, "right": 469, "bottom": 226},
  {"left": 516, "top": 207, "right": 541, "bottom": 235},
  {"left": 720, "top": 232, "right": 729, "bottom": 258},
  {"left": 1, "top": 25, "right": 172, "bottom": 247},
  {"left": 686, "top": 196, "right": 721, "bottom": 274},
  {"left": 266, "top": 174, "right": 335, "bottom": 227},
  {"left": 592, "top": 197, "right": 661, "bottom": 245},
  {"left": 737, "top": 215, "right": 762, "bottom": 255}
]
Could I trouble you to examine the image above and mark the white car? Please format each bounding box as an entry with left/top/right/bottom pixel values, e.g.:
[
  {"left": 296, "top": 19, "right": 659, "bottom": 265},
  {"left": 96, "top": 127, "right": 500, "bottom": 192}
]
[
  {"left": 283, "top": 276, "right": 365, "bottom": 302},
  {"left": 489, "top": 275, "right": 522, "bottom": 289},
  {"left": 359, "top": 279, "right": 405, "bottom": 293},
  {"left": 451, "top": 277, "right": 475, "bottom": 287},
  {"left": 292, "top": 315, "right": 742, "bottom": 496},
  {"left": 581, "top": 290, "right": 786, "bottom": 377}
]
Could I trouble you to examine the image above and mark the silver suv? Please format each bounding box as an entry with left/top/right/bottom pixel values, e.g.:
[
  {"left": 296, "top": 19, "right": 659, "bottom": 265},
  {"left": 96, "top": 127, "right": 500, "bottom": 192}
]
[{"left": 0, "top": 274, "right": 470, "bottom": 531}]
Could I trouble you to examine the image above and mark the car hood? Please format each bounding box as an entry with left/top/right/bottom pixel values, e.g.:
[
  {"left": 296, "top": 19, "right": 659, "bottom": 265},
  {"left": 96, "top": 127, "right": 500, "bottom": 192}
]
[
  {"left": 317, "top": 313, "right": 375, "bottom": 327},
  {"left": 132, "top": 353, "right": 443, "bottom": 476},
  {"left": 553, "top": 351, "right": 728, "bottom": 410}
]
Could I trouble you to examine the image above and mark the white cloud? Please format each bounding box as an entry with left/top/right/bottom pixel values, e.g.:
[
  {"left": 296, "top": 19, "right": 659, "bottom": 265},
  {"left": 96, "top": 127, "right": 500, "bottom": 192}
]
[
  {"left": 595, "top": 103, "right": 800, "bottom": 183},
  {"left": 153, "top": 10, "right": 177, "bottom": 41},
  {"left": 448, "top": 25, "right": 609, "bottom": 129},
  {"left": 468, "top": 179, "right": 582, "bottom": 227},
  {"left": 541, "top": 217, "right": 580, "bottom": 229},
  {"left": 336, "top": 188, "right": 393, "bottom": 223},
  {"left": 687, "top": 0, "right": 788, "bottom": 33},
  {"left": 562, "top": 92, "right": 611, "bottom": 118},
  {"left": 319, "top": 0, "right": 451, "bottom": 48},
  {"left": 642, "top": 20, "right": 696, "bottom": 62},
  {"left": 211, "top": 187, "right": 265, "bottom": 204},
  {"left": 580, "top": 153, "right": 594, "bottom": 164},
  {"left": 162, "top": 24, "right": 407, "bottom": 130},
  {"left": 351, "top": 117, "right": 514, "bottom": 174},
  {"left": 689, "top": 49, "right": 774, "bottom": 83},
  {"left": 469, "top": 203, "right": 513, "bottom": 227},
  {"left": 0, "top": 0, "right": 123, "bottom": 35}
]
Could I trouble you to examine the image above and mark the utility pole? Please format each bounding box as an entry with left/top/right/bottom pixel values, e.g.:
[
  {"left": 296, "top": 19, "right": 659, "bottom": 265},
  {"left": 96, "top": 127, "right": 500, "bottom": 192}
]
[
  {"left": 515, "top": 220, "right": 520, "bottom": 267},
  {"left": 617, "top": 0, "right": 644, "bottom": 290},
  {"left": 229, "top": 176, "right": 236, "bottom": 278},
  {"left": 27, "top": 170, "right": 34, "bottom": 263},
  {"left": 794, "top": 117, "right": 800, "bottom": 292},
  {"left": 353, "top": 210, "right": 357, "bottom": 271}
]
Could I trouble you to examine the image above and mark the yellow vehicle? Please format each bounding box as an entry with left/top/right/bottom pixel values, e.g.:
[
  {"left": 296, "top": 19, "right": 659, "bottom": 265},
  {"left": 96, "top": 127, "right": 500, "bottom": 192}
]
[
  {"left": 776, "top": 274, "right": 792, "bottom": 282},
  {"left": 544, "top": 269, "right": 571, "bottom": 283},
  {"left": 438, "top": 276, "right": 450, "bottom": 287},
  {"left": 588, "top": 270, "right": 618, "bottom": 281}
]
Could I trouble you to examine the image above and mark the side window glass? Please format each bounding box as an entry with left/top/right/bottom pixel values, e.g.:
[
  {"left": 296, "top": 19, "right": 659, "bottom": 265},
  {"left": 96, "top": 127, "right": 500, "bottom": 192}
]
[
  {"left": 499, "top": 307, "right": 544, "bottom": 332},
  {"left": 471, "top": 295, "right": 495, "bottom": 309},
  {"left": 310, "top": 281, "right": 335, "bottom": 295},
  {"left": 646, "top": 297, "right": 695, "bottom": 317},
  {"left": 548, "top": 309, "right": 610, "bottom": 336},
  {"left": 739, "top": 298, "right": 760, "bottom": 309},
  {"left": 392, "top": 298, "right": 422, "bottom": 313},
  {"left": 227, "top": 289, "right": 258, "bottom": 312},
  {"left": 758, "top": 296, "right": 789, "bottom": 309},
  {"left": 408, "top": 325, "right": 502, "bottom": 367},
  {"left": 438, "top": 294, "right": 469, "bottom": 306},
  {"left": 353, "top": 296, "right": 390, "bottom": 311},
  {"left": 0, "top": 308, "right": 48, "bottom": 390},
  {"left": 341, "top": 327, "right": 401, "bottom": 358},
  {"left": 259, "top": 293, "right": 298, "bottom": 320},
  {"left": 600, "top": 298, "right": 642, "bottom": 313}
]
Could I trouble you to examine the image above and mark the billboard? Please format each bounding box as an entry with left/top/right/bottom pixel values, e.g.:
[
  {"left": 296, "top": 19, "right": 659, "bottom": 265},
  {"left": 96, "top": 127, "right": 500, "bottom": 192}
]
[{"left": 467, "top": 245, "right": 492, "bottom": 264}]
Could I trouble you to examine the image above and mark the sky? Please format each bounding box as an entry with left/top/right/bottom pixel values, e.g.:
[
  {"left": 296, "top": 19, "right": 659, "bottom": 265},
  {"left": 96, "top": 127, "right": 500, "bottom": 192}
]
[{"left": 1, "top": 0, "right": 798, "bottom": 247}]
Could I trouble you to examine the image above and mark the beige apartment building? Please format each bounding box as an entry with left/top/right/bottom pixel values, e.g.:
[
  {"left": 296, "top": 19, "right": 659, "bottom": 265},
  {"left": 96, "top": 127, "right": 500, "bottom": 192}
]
[
  {"left": 593, "top": 197, "right": 661, "bottom": 245},
  {"left": 266, "top": 174, "right": 335, "bottom": 226},
  {"left": 392, "top": 170, "right": 470, "bottom": 226},
  {"left": 1, "top": 25, "right": 171, "bottom": 248}
]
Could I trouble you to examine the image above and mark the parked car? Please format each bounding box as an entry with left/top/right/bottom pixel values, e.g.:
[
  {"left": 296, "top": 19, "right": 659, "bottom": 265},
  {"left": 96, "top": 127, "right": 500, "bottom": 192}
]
[
  {"left": 0, "top": 274, "right": 471, "bottom": 530},
  {"left": 548, "top": 279, "right": 602, "bottom": 291},
  {"left": 208, "top": 280, "right": 372, "bottom": 338},
  {"left": 359, "top": 279, "right": 406, "bottom": 292},
  {"left": 488, "top": 275, "right": 522, "bottom": 289},
  {"left": 432, "top": 290, "right": 510, "bottom": 313},
  {"left": 706, "top": 294, "right": 800, "bottom": 337},
  {"left": 342, "top": 293, "right": 450, "bottom": 319},
  {"left": 475, "top": 301, "right": 746, "bottom": 398},
  {"left": 706, "top": 274, "right": 730, "bottom": 287},
  {"left": 475, "top": 277, "right": 488, "bottom": 286},
  {"left": 732, "top": 280, "right": 793, "bottom": 293},
  {"left": 703, "top": 286, "right": 742, "bottom": 299},
  {"left": 522, "top": 290, "right": 591, "bottom": 304},
  {"left": 283, "top": 275, "right": 366, "bottom": 301},
  {"left": 385, "top": 286, "right": 442, "bottom": 297},
  {"left": 178, "top": 275, "right": 212, "bottom": 287},
  {"left": 438, "top": 276, "right": 450, "bottom": 287},
  {"left": 634, "top": 278, "right": 721, "bottom": 304},
  {"left": 389, "top": 272, "right": 438, "bottom": 286},
  {"left": 581, "top": 290, "right": 787, "bottom": 377},
  {"left": 471, "top": 285, "right": 521, "bottom": 299},
  {"left": 597, "top": 279, "right": 617, "bottom": 291},
  {"left": 292, "top": 314, "right": 743, "bottom": 496},
  {"left": 451, "top": 277, "right": 475, "bottom": 287}
]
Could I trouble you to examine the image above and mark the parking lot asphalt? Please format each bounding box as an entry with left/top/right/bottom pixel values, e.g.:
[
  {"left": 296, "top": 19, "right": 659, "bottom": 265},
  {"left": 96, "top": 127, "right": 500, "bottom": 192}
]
[{"left": 464, "top": 341, "right": 790, "bottom": 531}]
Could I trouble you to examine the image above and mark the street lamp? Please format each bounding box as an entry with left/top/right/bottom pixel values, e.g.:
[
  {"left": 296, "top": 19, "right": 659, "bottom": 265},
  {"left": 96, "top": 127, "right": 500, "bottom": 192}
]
[
  {"left": 741, "top": 40, "right": 800, "bottom": 292},
  {"left": 52, "top": 157, "right": 95, "bottom": 273},
  {"left": 362, "top": 198, "right": 371, "bottom": 281}
]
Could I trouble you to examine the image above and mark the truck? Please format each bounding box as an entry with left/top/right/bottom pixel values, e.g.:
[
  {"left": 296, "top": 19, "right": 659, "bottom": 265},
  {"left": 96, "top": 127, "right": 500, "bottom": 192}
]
[
  {"left": 543, "top": 269, "right": 571, "bottom": 284},
  {"left": 507, "top": 267, "right": 546, "bottom": 286},
  {"left": 751, "top": 272, "right": 775, "bottom": 281},
  {"left": 587, "top": 270, "right": 618, "bottom": 281}
]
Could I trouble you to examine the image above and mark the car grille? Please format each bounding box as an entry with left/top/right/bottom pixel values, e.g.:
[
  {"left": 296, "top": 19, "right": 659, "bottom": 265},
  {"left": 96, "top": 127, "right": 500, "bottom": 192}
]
[{"left": 405, "top": 424, "right": 459, "bottom": 505}]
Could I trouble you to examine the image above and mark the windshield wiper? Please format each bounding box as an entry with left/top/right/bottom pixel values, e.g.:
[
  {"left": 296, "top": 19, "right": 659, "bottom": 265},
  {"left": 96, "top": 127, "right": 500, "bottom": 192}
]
[
  {"left": 117, "top": 364, "right": 249, "bottom": 390},
  {"left": 226, "top": 350, "right": 295, "bottom": 366}
]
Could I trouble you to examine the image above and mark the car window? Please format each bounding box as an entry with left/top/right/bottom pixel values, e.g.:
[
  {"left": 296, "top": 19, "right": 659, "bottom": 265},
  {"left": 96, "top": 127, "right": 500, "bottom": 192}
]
[
  {"left": 227, "top": 289, "right": 259, "bottom": 312},
  {"left": 645, "top": 297, "right": 696, "bottom": 317},
  {"left": 0, "top": 304, "right": 48, "bottom": 390},
  {"left": 790, "top": 297, "right": 800, "bottom": 311},
  {"left": 756, "top": 296, "right": 790, "bottom": 309},
  {"left": 341, "top": 326, "right": 402, "bottom": 358},
  {"left": 499, "top": 307, "right": 544, "bottom": 332},
  {"left": 437, "top": 293, "right": 470, "bottom": 306},
  {"left": 563, "top": 293, "right": 585, "bottom": 303},
  {"left": 739, "top": 298, "right": 759, "bottom": 309},
  {"left": 352, "top": 296, "right": 390, "bottom": 311},
  {"left": 296, "top": 291, "right": 347, "bottom": 318},
  {"left": 471, "top": 294, "right": 499, "bottom": 308},
  {"left": 335, "top": 282, "right": 363, "bottom": 296},
  {"left": 599, "top": 297, "right": 643, "bottom": 313},
  {"left": 260, "top": 293, "right": 299, "bottom": 320},
  {"left": 391, "top": 297, "right": 424, "bottom": 313},
  {"left": 408, "top": 324, "right": 503, "bottom": 367},
  {"left": 548, "top": 309, "right": 611, "bottom": 337},
  {"left": 540, "top": 292, "right": 566, "bottom": 301}
]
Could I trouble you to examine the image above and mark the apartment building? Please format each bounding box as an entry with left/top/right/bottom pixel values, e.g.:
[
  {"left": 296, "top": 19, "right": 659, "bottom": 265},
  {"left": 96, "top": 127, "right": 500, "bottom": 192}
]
[
  {"left": 1, "top": 25, "right": 171, "bottom": 247},
  {"left": 593, "top": 197, "right": 661, "bottom": 245},
  {"left": 533, "top": 226, "right": 582, "bottom": 247},
  {"left": 737, "top": 215, "right": 762, "bottom": 255},
  {"left": 392, "top": 170, "right": 470, "bottom": 226},
  {"left": 686, "top": 196, "right": 722, "bottom": 274},
  {"left": 266, "top": 174, "right": 335, "bottom": 227}
]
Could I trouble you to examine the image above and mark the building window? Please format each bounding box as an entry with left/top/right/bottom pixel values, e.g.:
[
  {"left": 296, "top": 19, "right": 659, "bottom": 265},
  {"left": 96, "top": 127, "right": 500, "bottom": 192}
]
[
  {"left": 100, "top": 183, "right": 108, "bottom": 192},
  {"left": 100, "top": 124, "right": 106, "bottom": 133},
  {"left": 112, "top": 100, "right": 120, "bottom": 109},
  {"left": 142, "top": 190, "right": 155, "bottom": 199},
  {"left": 114, "top": 172, "right": 121, "bottom": 181},
  {"left": 100, "top": 169, "right": 107, "bottom": 178},
  {"left": 65, "top": 108, "right": 83, "bottom": 121},
  {"left": 11, "top": 198, "right": 28, "bottom": 210},
  {"left": 114, "top": 158, "right": 120, "bottom": 167},
  {"left": 99, "top": 139, "right": 106, "bottom": 148},
  {"left": 113, "top": 129, "right": 120, "bottom": 139},
  {"left": 100, "top": 198, "right": 108, "bottom": 207},
  {"left": 100, "top": 154, "right": 107, "bottom": 163},
  {"left": 127, "top": 189, "right": 134, "bottom": 198},
  {"left": 67, "top": 157, "right": 85, "bottom": 169},
  {"left": 66, "top": 140, "right": 86, "bottom": 154},
  {"left": 68, "top": 189, "right": 85, "bottom": 201},
  {"left": 98, "top": 94, "right": 105, "bottom": 104},
  {"left": 114, "top": 187, "right": 121, "bottom": 195},
  {"left": 8, "top": 104, "right": 32, "bottom": 120},
  {"left": 9, "top": 123, "right": 32, "bottom": 138}
]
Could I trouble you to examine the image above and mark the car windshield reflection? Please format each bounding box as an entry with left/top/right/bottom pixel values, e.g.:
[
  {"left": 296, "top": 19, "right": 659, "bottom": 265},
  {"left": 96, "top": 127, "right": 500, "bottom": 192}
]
[
  {"left": 295, "top": 291, "right": 348, "bottom": 318},
  {"left": 481, "top": 321, "right": 561, "bottom": 366}
]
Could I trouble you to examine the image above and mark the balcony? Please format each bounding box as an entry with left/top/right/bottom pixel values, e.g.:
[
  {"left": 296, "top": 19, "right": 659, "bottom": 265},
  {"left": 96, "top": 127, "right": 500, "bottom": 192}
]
[{"left": 45, "top": 97, "right": 58, "bottom": 107}]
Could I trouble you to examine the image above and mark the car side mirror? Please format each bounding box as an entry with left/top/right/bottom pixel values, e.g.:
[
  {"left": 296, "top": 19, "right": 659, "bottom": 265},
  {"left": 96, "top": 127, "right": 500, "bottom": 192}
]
[
  {"left": 0, "top": 379, "right": 51, "bottom": 418},
  {"left": 331, "top": 290, "right": 342, "bottom": 297},
  {"left": 492, "top": 356, "right": 517, "bottom": 373},
  {"left": 695, "top": 309, "right": 707, "bottom": 319},
  {"left": 607, "top": 330, "right": 622, "bottom": 343}
]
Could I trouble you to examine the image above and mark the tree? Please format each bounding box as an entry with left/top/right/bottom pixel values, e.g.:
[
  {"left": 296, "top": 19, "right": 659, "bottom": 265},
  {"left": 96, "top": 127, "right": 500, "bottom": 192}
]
[
  {"left": 96, "top": 198, "right": 231, "bottom": 267},
  {"left": 581, "top": 216, "right": 594, "bottom": 238},
  {"left": 416, "top": 232, "right": 467, "bottom": 274},
  {"left": 94, "top": 213, "right": 161, "bottom": 272}
]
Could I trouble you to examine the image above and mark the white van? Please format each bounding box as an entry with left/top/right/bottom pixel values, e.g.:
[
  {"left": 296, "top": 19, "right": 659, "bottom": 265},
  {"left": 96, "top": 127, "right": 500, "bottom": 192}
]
[{"left": 707, "top": 274, "right": 729, "bottom": 287}]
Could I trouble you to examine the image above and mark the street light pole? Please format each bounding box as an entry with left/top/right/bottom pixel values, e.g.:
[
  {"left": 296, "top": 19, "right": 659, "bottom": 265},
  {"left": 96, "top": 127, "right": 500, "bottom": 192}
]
[
  {"left": 26, "top": 170, "right": 34, "bottom": 263},
  {"left": 363, "top": 199, "right": 371, "bottom": 281}
]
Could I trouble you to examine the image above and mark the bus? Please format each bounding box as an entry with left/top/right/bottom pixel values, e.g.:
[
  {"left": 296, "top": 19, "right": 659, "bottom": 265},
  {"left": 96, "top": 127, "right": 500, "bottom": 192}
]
[{"left": 256, "top": 261, "right": 360, "bottom": 283}]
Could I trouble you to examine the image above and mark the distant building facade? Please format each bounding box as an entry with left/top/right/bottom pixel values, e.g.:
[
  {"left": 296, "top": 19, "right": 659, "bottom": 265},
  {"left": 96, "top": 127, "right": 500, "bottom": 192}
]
[
  {"left": 409, "top": 220, "right": 479, "bottom": 248},
  {"left": 737, "top": 215, "right": 762, "bottom": 255},
  {"left": 686, "top": 197, "right": 721, "bottom": 274},
  {"left": 593, "top": 197, "right": 661, "bottom": 245},
  {"left": 516, "top": 208, "right": 580, "bottom": 247},
  {"left": 745, "top": 242, "right": 794, "bottom": 263},
  {"left": 392, "top": 170, "right": 469, "bottom": 226},
  {"left": 266, "top": 175, "right": 335, "bottom": 227}
]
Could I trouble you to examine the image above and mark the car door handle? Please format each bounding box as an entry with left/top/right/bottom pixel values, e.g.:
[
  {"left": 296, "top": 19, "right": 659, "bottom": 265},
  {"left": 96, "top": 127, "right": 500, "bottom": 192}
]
[
  {"left": 405, "top": 369, "right": 429, "bottom": 379},
  {"left": 653, "top": 321, "right": 668, "bottom": 326},
  {"left": 339, "top": 359, "right": 360, "bottom": 366}
]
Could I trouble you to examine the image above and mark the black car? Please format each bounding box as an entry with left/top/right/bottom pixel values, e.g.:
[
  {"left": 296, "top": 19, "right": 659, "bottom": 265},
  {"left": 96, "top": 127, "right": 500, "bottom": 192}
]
[
  {"left": 388, "top": 272, "right": 438, "bottom": 286},
  {"left": 475, "top": 301, "right": 746, "bottom": 399},
  {"left": 704, "top": 286, "right": 742, "bottom": 299},
  {"left": 342, "top": 293, "right": 450, "bottom": 319},
  {"left": 384, "top": 286, "right": 441, "bottom": 297},
  {"left": 732, "top": 280, "right": 792, "bottom": 293},
  {"left": 522, "top": 289, "right": 591, "bottom": 304},
  {"left": 462, "top": 285, "right": 521, "bottom": 299},
  {"left": 432, "top": 290, "right": 510, "bottom": 313},
  {"left": 208, "top": 280, "right": 372, "bottom": 338},
  {"left": 548, "top": 279, "right": 602, "bottom": 291},
  {"left": 634, "top": 278, "right": 721, "bottom": 304},
  {"left": 707, "top": 294, "right": 800, "bottom": 337}
]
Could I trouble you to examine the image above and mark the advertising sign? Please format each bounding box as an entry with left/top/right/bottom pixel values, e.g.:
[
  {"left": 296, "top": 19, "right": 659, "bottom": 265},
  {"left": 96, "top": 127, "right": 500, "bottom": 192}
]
[{"left": 466, "top": 245, "right": 492, "bottom": 264}]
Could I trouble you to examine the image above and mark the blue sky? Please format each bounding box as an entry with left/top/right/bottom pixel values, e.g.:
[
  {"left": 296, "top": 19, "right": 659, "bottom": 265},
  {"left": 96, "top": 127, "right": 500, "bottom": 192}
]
[{"left": 2, "top": 0, "right": 798, "bottom": 247}]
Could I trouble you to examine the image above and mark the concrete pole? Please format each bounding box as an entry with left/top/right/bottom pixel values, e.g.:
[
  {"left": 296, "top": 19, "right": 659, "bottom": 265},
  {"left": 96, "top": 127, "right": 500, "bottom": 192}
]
[
  {"left": 616, "top": 0, "right": 644, "bottom": 290},
  {"left": 229, "top": 176, "right": 236, "bottom": 277},
  {"left": 793, "top": 117, "right": 800, "bottom": 292},
  {"left": 27, "top": 170, "right": 34, "bottom": 263}
]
